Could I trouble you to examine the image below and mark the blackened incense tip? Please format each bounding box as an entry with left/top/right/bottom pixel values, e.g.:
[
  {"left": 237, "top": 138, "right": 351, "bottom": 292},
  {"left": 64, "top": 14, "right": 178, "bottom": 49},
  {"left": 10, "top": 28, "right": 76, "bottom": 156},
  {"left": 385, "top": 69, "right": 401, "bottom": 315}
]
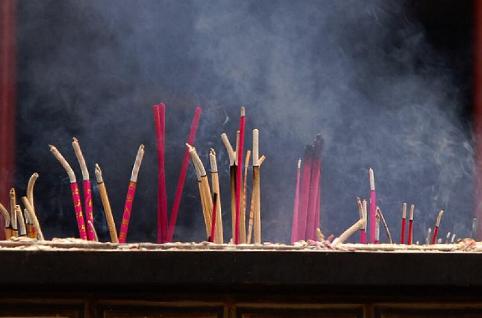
[{"left": 72, "top": 136, "right": 78, "bottom": 143}]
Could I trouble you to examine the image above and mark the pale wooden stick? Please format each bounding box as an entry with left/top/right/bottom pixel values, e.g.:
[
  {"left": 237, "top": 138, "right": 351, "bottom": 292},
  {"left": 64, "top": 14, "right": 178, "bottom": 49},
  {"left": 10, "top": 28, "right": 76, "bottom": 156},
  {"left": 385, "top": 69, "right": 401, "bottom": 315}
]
[
  {"left": 209, "top": 149, "right": 223, "bottom": 244},
  {"left": 131, "top": 144, "right": 145, "bottom": 182},
  {"left": 26, "top": 172, "right": 39, "bottom": 209},
  {"left": 0, "top": 202, "right": 10, "bottom": 229},
  {"left": 9, "top": 188, "right": 17, "bottom": 237},
  {"left": 49, "top": 145, "right": 76, "bottom": 182},
  {"left": 377, "top": 206, "right": 393, "bottom": 244},
  {"left": 16, "top": 205, "right": 26, "bottom": 237},
  {"left": 316, "top": 228, "right": 325, "bottom": 241},
  {"left": 22, "top": 196, "right": 44, "bottom": 240},
  {"left": 332, "top": 218, "right": 366, "bottom": 247},
  {"left": 95, "top": 164, "right": 119, "bottom": 243},
  {"left": 72, "top": 137, "right": 89, "bottom": 181},
  {"left": 252, "top": 129, "right": 263, "bottom": 244},
  {"left": 247, "top": 185, "right": 256, "bottom": 244}
]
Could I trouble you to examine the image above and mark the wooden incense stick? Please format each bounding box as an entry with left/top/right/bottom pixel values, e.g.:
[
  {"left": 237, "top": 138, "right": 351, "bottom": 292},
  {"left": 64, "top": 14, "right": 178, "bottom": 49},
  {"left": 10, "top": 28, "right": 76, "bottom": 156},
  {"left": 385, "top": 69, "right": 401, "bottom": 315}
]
[
  {"left": 234, "top": 108, "right": 246, "bottom": 244},
  {"left": 291, "top": 159, "right": 302, "bottom": 243},
  {"left": 332, "top": 216, "right": 366, "bottom": 247},
  {"left": 400, "top": 202, "right": 407, "bottom": 244},
  {"left": 377, "top": 206, "right": 393, "bottom": 244},
  {"left": 87, "top": 220, "right": 99, "bottom": 242},
  {"left": 431, "top": 209, "right": 444, "bottom": 244},
  {"left": 187, "top": 144, "right": 212, "bottom": 237},
  {"left": 26, "top": 172, "right": 39, "bottom": 210},
  {"left": 95, "top": 164, "right": 119, "bottom": 243},
  {"left": 240, "top": 149, "right": 251, "bottom": 243},
  {"left": 72, "top": 137, "right": 95, "bottom": 241},
  {"left": 368, "top": 168, "right": 377, "bottom": 243},
  {"left": 356, "top": 197, "right": 366, "bottom": 243},
  {"left": 0, "top": 203, "right": 11, "bottom": 239},
  {"left": 221, "top": 132, "right": 237, "bottom": 242},
  {"left": 9, "top": 188, "right": 17, "bottom": 237},
  {"left": 22, "top": 196, "right": 44, "bottom": 240},
  {"left": 24, "top": 208, "right": 36, "bottom": 239},
  {"left": 118, "top": 145, "right": 145, "bottom": 243},
  {"left": 408, "top": 204, "right": 415, "bottom": 245},
  {"left": 49, "top": 145, "right": 87, "bottom": 240},
  {"left": 209, "top": 149, "right": 223, "bottom": 244},
  {"left": 252, "top": 128, "right": 263, "bottom": 244},
  {"left": 167, "top": 106, "right": 202, "bottom": 242},
  {"left": 16, "top": 205, "right": 26, "bottom": 237}
]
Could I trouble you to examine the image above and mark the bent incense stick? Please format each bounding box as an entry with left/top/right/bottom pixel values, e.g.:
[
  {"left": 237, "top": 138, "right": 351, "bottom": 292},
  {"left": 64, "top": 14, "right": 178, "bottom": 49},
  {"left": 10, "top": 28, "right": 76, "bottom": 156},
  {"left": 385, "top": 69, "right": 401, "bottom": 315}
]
[
  {"left": 368, "top": 168, "right": 377, "bottom": 243},
  {"left": 291, "top": 159, "right": 302, "bottom": 243},
  {"left": 209, "top": 149, "right": 223, "bottom": 243},
  {"left": 49, "top": 145, "right": 87, "bottom": 240},
  {"left": 221, "top": 133, "right": 237, "bottom": 242},
  {"left": 118, "top": 144, "right": 145, "bottom": 243},
  {"left": 72, "top": 137, "right": 95, "bottom": 241},
  {"left": 26, "top": 172, "right": 39, "bottom": 210},
  {"left": 153, "top": 104, "right": 168, "bottom": 243},
  {"left": 209, "top": 193, "right": 218, "bottom": 243},
  {"left": 167, "top": 106, "right": 202, "bottom": 242},
  {"left": 95, "top": 164, "right": 119, "bottom": 243},
  {"left": 234, "top": 107, "right": 246, "bottom": 244},
  {"left": 0, "top": 203, "right": 11, "bottom": 239},
  {"left": 332, "top": 215, "right": 366, "bottom": 247},
  {"left": 431, "top": 209, "right": 444, "bottom": 244},
  {"left": 22, "top": 196, "right": 44, "bottom": 240},
  {"left": 400, "top": 202, "right": 407, "bottom": 244},
  {"left": 377, "top": 206, "right": 393, "bottom": 244},
  {"left": 87, "top": 220, "right": 99, "bottom": 242},
  {"left": 240, "top": 150, "right": 251, "bottom": 243},
  {"left": 408, "top": 204, "right": 415, "bottom": 245},
  {"left": 16, "top": 205, "right": 26, "bottom": 237}
]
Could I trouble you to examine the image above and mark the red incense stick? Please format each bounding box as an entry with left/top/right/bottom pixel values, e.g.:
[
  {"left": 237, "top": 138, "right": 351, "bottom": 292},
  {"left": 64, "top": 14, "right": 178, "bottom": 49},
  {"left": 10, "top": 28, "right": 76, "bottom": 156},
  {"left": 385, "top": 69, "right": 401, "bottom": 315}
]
[
  {"left": 70, "top": 182, "right": 87, "bottom": 240},
  {"left": 407, "top": 204, "right": 415, "bottom": 245},
  {"left": 82, "top": 180, "right": 95, "bottom": 240},
  {"left": 297, "top": 146, "right": 313, "bottom": 241},
  {"left": 153, "top": 104, "right": 168, "bottom": 243},
  {"left": 431, "top": 209, "right": 444, "bottom": 244},
  {"left": 305, "top": 135, "right": 322, "bottom": 240},
  {"left": 234, "top": 107, "right": 246, "bottom": 244},
  {"left": 400, "top": 203, "right": 407, "bottom": 244},
  {"left": 209, "top": 193, "right": 218, "bottom": 243},
  {"left": 290, "top": 159, "right": 302, "bottom": 243},
  {"left": 167, "top": 106, "right": 202, "bottom": 242},
  {"left": 368, "top": 168, "right": 376, "bottom": 243}
]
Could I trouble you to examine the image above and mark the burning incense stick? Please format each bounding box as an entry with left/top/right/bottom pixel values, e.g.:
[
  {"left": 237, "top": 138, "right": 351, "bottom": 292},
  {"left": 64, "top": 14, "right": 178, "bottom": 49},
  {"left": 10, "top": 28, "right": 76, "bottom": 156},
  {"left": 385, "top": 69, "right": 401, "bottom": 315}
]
[
  {"left": 332, "top": 214, "right": 366, "bottom": 247},
  {"left": 16, "top": 205, "right": 26, "bottom": 237},
  {"left": 9, "top": 188, "right": 17, "bottom": 237},
  {"left": 0, "top": 203, "right": 10, "bottom": 239},
  {"left": 400, "top": 203, "right": 407, "bottom": 244},
  {"left": 95, "top": 164, "right": 118, "bottom": 243},
  {"left": 72, "top": 137, "right": 95, "bottom": 241},
  {"left": 167, "top": 106, "right": 202, "bottom": 242},
  {"left": 291, "top": 159, "right": 302, "bottom": 243},
  {"left": 118, "top": 144, "right": 145, "bottom": 243},
  {"left": 208, "top": 193, "right": 218, "bottom": 243},
  {"left": 356, "top": 197, "right": 366, "bottom": 243},
  {"left": 26, "top": 172, "right": 39, "bottom": 209},
  {"left": 87, "top": 220, "right": 98, "bottom": 242},
  {"left": 21, "top": 196, "right": 44, "bottom": 240},
  {"left": 187, "top": 144, "right": 213, "bottom": 237},
  {"left": 431, "top": 209, "right": 444, "bottom": 244},
  {"left": 221, "top": 133, "right": 237, "bottom": 241},
  {"left": 408, "top": 204, "right": 415, "bottom": 245},
  {"left": 368, "top": 168, "right": 377, "bottom": 243},
  {"left": 240, "top": 150, "right": 251, "bottom": 244},
  {"left": 49, "top": 145, "right": 87, "bottom": 240},
  {"left": 153, "top": 104, "right": 168, "bottom": 243},
  {"left": 234, "top": 107, "right": 246, "bottom": 244},
  {"left": 209, "top": 149, "right": 223, "bottom": 243},
  {"left": 377, "top": 206, "right": 393, "bottom": 244}
]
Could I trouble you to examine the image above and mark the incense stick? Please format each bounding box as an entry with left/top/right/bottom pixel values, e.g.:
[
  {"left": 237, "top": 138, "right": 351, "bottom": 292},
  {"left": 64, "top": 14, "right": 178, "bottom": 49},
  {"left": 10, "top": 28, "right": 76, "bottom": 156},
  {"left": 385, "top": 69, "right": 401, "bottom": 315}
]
[
  {"left": 209, "top": 193, "right": 218, "bottom": 243},
  {"left": 24, "top": 208, "right": 36, "bottom": 239},
  {"left": 316, "top": 228, "right": 325, "bottom": 241},
  {"left": 21, "top": 196, "right": 44, "bottom": 240},
  {"left": 408, "top": 204, "right": 415, "bottom": 245},
  {"left": 209, "top": 149, "right": 223, "bottom": 243},
  {"left": 0, "top": 203, "right": 10, "bottom": 238},
  {"left": 9, "top": 188, "right": 17, "bottom": 237},
  {"left": 332, "top": 217, "right": 366, "bottom": 247},
  {"left": 167, "top": 106, "right": 202, "bottom": 242},
  {"left": 431, "top": 209, "right": 444, "bottom": 244},
  {"left": 26, "top": 172, "right": 39, "bottom": 209},
  {"left": 49, "top": 145, "right": 87, "bottom": 240},
  {"left": 425, "top": 228, "right": 432, "bottom": 245},
  {"left": 95, "top": 164, "right": 119, "bottom": 243},
  {"left": 377, "top": 206, "right": 393, "bottom": 244},
  {"left": 400, "top": 202, "right": 407, "bottom": 244},
  {"left": 118, "top": 144, "right": 145, "bottom": 243},
  {"left": 252, "top": 128, "right": 264, "bottom": 244},
  {"left": 291, "top": 159, "right": 302, "bottom": 243},
  {"left": 368, "top": 168, "right": 377, "bottom": 243},
  {"left": 298, "top": 146, "right": 313, "bottom": 241},
  {"left": 305, "top": 135, "right": 322, "bottom": 240},
  {"left": 16, "top": 205, "right": 26, "bottom": 237},
  {"left": 357, "top": 197, "right": 366, "bottom": 243},
  {"left": 221, "top": 133, "right": 237, "bottom": 241},
  {"left": 153, "top": 104, "right": 168, "bottom": 243},
  {"left": 240, "top": 150, "right": 251, "bottom": 243},
  {"left": 375, "top": 211, "right": 380, "bottom": 244},
  {"left": 72, "top": 137, "right": 95, "bottom": 241},
  {"left": 87, "top": 220, "right": 98, "bottom": 242},
  {"left": 234, "top": 107, "right": 246, "bottom": 244}
]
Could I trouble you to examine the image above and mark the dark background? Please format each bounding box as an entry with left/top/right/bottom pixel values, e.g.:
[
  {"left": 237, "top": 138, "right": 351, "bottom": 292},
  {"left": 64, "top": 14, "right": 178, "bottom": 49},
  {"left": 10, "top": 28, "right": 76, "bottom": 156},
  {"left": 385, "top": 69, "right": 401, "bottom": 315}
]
[{"left": 14, "top": 0, "right": 475, "bottom": 243}]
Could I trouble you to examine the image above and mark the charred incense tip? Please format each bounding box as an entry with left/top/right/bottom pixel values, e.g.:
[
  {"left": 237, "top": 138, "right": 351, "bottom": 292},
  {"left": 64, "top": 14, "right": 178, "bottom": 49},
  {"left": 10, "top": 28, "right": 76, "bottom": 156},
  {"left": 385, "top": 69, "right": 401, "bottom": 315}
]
[
  {"left": 130, "top": 144, "right": 145, "bottom": 182},
  {"left": 402, "top": 202, "right": 407, "bottom": 219},
  {"left": 22, "top": 196, "right": 44, "bottom": 240},
  {"left": 240, "top": 106, "right": 246, "bottom": 117},
  {"left": 94, "top": 163, "right": 104, "bottom": 183},
  {"left": 356, "top": 197, "right": 363, "bottom": 219},
  {"left": 425, "top": 227, "right": 432, "bottom": 244},
  {"left": 209, "top": 148, "right": 218, "bottom": 173},
  {"left": 368, "top": 168, "right": 375, "bottom": 191},
  {"left": 72, "top": 136, "right": 90, "bottom": 180},
  {"left": 435, "top": 209, "right": 444, "bottom": 227},
  {"left": 409, "top": 204, "right": 415, "bottom": 220}
]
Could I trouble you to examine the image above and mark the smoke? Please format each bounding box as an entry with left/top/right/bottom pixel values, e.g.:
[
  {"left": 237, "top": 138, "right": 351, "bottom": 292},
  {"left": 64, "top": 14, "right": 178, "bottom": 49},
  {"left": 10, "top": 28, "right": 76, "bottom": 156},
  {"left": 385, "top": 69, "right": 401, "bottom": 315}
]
[{"left": 15, "top": 0, "right": 473, "bottom": 243}]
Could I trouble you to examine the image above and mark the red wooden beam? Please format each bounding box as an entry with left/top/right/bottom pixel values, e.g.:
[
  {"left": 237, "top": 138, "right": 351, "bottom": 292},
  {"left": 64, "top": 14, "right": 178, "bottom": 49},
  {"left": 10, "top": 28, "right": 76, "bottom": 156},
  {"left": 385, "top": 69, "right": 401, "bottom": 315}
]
[{"left": 0, "top": 0, "right": 17, "bottom": 240}]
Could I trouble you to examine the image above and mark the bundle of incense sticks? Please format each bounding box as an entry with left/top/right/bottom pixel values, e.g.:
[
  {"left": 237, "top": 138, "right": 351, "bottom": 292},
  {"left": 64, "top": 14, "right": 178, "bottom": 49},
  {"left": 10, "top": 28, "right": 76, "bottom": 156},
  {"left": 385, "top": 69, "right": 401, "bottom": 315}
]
[
  {"left": 118, "top": 145, "right": 145, "bottom": 243},
  {"left": 153, "top": 104, "right": 168, "bottom": 243},
  {"left": 431, "top": 209, "right": 444, "bottom": 244},
  {"left": 291, "top": 135, "right": 322, "bottom": 242}
]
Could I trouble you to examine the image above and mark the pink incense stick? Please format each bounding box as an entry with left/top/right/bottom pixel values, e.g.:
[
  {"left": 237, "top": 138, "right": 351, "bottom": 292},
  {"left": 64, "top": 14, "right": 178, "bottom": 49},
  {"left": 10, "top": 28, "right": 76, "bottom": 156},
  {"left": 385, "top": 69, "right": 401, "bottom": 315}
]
[
  {"left": 431, "top": 209, "right": 444, "bottom": 244},
  {"left": 234, "top": 107, "right": 246, "bottom": 244},
  {"left": 167, "top": 106, "right": 202, "bottom": 242},
  {"left": 209, "top": 193, "right": 218, "bottom": 243},
  {"left": 153, "top": 104, "right": 168, "bottom": 243},
  {"left": 407, "top": 204, "right": 415, "bottom": 245},
  {"left": 368, "top": 168, "right": 376, "bottom": 243},
  {"left": 305, "top": 135, "right": 322, "bottom": 240},
  {"left": 297, "top": 146, "right": 313, "bottom": 241},
  {"left": 400, "top": 203, "right": 407, "bottom": 244},
  {"left": 83, "top": 180, "right": 95, "bottom": 240},
  {"left": 290, "top": 159, "right": 302, "bottom": 243},
  {"left": 70, "top": 182, "right": 87, "bottom": 240}
]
